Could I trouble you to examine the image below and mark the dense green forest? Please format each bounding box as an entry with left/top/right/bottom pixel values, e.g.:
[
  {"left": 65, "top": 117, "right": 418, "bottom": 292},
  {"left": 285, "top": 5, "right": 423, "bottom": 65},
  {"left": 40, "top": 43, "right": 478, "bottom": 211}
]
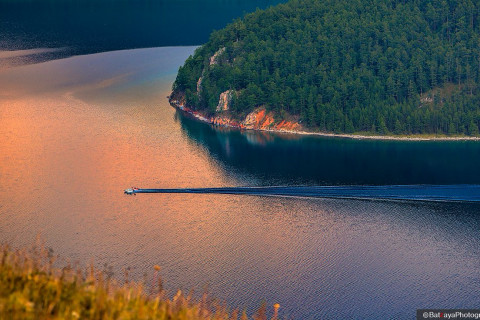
[{"left": 173, "top": 0, "right": 480, "bottom": 135}]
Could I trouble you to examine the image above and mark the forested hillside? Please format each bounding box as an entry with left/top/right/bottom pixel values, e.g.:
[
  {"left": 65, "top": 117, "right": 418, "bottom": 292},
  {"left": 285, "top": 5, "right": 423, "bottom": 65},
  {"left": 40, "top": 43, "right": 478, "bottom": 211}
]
[{"left": 173, "top": 0, "right": 480, "bottom": 135}]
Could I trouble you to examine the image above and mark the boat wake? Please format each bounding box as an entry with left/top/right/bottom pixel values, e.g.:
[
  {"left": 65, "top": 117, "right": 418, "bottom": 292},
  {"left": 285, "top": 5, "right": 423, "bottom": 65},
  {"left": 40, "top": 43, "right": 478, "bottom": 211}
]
[{"left": 125, "top": 185, "right": 480, "bottom": 203}]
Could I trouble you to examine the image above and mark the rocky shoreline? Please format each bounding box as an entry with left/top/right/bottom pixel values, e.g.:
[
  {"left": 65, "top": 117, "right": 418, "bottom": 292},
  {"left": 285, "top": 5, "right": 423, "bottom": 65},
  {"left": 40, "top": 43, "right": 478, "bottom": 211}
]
[{"left": 169, "top": 96, "right": 480, "bottom": 142}]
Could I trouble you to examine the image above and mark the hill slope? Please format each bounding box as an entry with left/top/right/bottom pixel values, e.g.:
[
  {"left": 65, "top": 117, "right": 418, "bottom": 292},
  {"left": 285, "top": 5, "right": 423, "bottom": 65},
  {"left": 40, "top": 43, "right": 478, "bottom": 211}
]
[
  {"left": 0, "top": 243, "right": 275, "bottom": 319},
  {"left": 172, "top": 0, "right": 480, "bottom": 136}
]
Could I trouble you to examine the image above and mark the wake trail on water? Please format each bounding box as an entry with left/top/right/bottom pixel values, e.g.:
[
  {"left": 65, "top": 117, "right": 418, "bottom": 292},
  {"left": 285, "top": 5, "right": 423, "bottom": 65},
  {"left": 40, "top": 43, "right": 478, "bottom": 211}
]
[{"left": 127, "top": 185, "right": 480, "bottom": 203}]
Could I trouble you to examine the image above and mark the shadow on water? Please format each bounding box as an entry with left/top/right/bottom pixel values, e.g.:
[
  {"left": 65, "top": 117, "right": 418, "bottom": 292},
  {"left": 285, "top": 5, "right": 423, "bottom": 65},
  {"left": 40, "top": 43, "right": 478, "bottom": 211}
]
[
  {"left": 176, "top": 110, "right": 480, "bottom": 186},
  {"left": 0, "top": 0, "right": 286, "bottom": 66}
]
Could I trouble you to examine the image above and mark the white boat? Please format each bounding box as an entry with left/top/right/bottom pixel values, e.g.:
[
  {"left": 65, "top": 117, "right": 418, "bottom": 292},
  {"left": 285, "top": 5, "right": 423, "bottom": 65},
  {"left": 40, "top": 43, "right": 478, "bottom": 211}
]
[{"left": 124, "top": 187, "right": 138, "bottom": 195}]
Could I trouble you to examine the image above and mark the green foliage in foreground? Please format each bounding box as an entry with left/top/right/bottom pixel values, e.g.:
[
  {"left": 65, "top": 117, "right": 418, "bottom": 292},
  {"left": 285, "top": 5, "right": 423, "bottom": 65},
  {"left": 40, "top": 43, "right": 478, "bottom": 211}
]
[
  {"left": 0, "top": 243, "right": 278, "bottom": 320},
  {"left": 173, "top": 0, "right": 480, "bottom": 135}
]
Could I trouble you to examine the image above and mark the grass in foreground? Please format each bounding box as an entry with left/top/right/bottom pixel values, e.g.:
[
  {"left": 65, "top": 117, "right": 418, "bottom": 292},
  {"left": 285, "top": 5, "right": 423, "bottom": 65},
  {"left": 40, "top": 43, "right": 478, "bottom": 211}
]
[{"left": 0, "top": 242, "right": 280, "bottom": 320}]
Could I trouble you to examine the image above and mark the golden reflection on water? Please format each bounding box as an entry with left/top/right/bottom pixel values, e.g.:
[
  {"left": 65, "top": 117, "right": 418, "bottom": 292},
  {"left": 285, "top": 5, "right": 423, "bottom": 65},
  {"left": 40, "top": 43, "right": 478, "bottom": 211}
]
[
  {"left": 1, "top": 47, "right": 480, "bottom": 319},
  {"left": 0, "top": 47, "right": 230, "bottom": 242}
]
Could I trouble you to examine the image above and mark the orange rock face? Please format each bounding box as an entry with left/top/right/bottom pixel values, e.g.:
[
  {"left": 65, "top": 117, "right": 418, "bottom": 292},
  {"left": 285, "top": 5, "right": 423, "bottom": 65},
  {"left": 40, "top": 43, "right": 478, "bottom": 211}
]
[
  {"left": 209, "top": 107, "right": 302, "bottom": 132},
  {"left": 212, "top": 115, "right": 241, "bottom": 127},
  {"left": 242, "top": 108, "right": 301, "bottom": 132},
  {"left": 170, "top": 94, "right": 302, "bottom": 134},
  {"left": 275, "top": 119, "right": 301, "bottom": 131}
]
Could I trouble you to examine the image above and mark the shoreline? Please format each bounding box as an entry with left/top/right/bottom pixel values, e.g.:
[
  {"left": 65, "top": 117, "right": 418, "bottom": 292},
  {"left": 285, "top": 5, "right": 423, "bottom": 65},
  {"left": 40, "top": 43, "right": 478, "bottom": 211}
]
[{"left": 169, "top": 98, "right": 480, "bottom": 142}]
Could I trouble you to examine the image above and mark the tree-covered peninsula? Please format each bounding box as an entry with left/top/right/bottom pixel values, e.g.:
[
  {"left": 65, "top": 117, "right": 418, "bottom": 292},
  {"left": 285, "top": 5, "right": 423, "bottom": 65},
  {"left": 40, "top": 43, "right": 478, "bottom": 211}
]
[{"left": 172, "top": 0, "right": 480, "bottom": 136}]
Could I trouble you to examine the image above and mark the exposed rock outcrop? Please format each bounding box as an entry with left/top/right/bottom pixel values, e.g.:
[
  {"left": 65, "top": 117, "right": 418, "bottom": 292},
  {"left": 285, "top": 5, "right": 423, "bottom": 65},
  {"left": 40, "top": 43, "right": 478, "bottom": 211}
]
[
  {"left": 211, "top": 114, "right": 241, "bottom": 127},
  {"left": 197, "top": 48, "right": 226, "bottom": 96},
  {"left": 196, "top": 76, "right": 203, "bottom": 94},
  {"left": 209, "top": 47, "right": 225, "bottom": 66},
  {"left": 170, "top": 92, "right": 302, "bottom": 134},
  {"left": 208, "top": 107, "right": 302, "bottom": 131},
  {"left": 216, "top": 90, "right": 233, "bottom": 112},
  {"left": 242, "top": 108, "right": 301, "bottom": 131}
]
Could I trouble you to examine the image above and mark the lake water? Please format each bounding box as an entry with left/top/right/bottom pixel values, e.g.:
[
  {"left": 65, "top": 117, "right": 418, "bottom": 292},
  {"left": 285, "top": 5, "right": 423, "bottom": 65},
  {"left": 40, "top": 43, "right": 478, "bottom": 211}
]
[
  {"left": 0, "top": 0, "right": 286, "bottom": 66},
  {"left": 2, "top": 2, "right": 480, "bottom": 318},
  {"left": 1, "top": 46, "right": 480, "bottom": 320}
]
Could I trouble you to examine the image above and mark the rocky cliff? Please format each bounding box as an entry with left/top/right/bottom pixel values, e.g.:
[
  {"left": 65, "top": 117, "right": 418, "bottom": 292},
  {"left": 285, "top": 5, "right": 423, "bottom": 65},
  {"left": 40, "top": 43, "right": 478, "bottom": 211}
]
[
  {"left": 171, "top": 46, "right": 302, "bottom": 133},
  {"left": 170, "top": 91, "right": 302, "bottom": 133}
]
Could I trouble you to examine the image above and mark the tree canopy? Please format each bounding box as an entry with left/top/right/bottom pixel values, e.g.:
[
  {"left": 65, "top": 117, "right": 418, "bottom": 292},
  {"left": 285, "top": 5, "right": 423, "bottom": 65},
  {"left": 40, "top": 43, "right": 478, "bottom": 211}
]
[{"left": 173, "top": 0, "right": 480, "bottom": 135}]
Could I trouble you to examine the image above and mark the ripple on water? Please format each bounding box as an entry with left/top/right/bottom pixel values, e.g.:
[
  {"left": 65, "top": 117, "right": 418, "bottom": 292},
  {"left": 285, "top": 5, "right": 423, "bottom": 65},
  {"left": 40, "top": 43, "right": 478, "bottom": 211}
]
[{"left": 1, "top": 47, "right": 480, "bottom": 319}]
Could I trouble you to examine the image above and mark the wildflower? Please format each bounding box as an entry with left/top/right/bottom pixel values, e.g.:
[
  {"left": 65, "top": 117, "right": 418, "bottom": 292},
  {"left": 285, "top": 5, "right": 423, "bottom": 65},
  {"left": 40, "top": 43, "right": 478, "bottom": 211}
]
[{"left": 273, "top": 303, "right": 280, "bottom": 319}]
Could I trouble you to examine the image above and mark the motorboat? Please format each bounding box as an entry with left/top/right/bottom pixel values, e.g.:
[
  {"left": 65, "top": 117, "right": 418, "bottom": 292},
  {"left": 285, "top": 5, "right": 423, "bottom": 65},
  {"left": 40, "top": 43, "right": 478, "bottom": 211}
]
[{"left": 124, "top": 187, "right": 138, "bottom": 195}]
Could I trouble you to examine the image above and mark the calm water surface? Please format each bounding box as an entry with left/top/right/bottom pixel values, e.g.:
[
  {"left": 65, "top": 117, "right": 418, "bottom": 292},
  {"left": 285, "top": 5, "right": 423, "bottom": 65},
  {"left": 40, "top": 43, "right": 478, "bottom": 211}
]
[
  {"left": 0, "top": 0, "right": 286, "bottom": 67},
  {"left": 1, "top": 47, "right": 480, "bottom": 319}
]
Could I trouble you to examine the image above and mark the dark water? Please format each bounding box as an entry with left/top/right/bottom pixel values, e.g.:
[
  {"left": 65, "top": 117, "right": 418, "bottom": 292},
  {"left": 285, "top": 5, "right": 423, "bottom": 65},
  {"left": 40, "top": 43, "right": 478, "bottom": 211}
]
[
  {"left": 130, "top": 185, "right": 480, "bottom": 203},
  {"left": 0, "top": 0, "right": 285, "bottom": 66},
  {"left": 178, "top": 114, "right": 480, "bottom": 186},
  {"left": 2, "top": 1, "right": 480, "bottom": 318}
]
